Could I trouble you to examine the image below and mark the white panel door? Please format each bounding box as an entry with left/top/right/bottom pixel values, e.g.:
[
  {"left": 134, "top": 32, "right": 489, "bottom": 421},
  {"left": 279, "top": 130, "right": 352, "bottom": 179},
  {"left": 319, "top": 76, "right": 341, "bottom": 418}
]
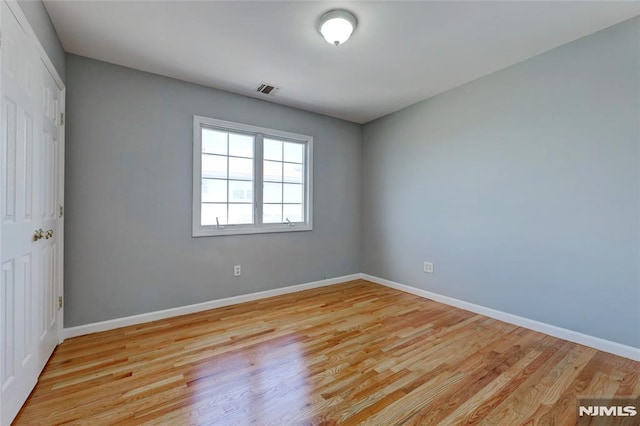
[
  {"left": 37, "top": 63, "right": 60, "bottom": 371},
  {"left": 0, "top": 2, "right": 60, "bottom": 424}
]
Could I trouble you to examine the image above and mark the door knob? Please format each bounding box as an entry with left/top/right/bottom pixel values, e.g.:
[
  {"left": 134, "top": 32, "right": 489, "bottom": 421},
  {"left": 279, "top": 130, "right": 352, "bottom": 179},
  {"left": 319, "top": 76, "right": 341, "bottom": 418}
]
[
  {"left": 33, "top": 229, "right": 44, "bottom": 241},
  {"left": 45, "top": 229, "right": 54, "bottom": 239}
]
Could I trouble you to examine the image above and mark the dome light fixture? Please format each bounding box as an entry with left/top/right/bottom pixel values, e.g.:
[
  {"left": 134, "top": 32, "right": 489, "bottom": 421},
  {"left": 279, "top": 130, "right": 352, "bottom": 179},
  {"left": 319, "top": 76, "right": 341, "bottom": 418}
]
[{"left": 318, "top": 9, "right": 357, "bottom": 46}]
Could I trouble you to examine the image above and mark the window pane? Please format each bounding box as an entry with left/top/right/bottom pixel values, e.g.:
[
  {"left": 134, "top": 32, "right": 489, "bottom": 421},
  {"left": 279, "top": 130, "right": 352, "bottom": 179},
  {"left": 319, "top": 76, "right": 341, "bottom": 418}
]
[
  {"left": 229, "top": 180, "right": 253, "bottom": 203},
  {"left": 229, "top": 157, "right": 253, "bottom": 181},
  {"left": 283, "top": 142, "right": 304, "bottom": 164},
  {"left": 263, "top": 182, "right": 282, "bottom": 203},
  {"left": 263, "top": 204, "right": 282, "bottom": 223},
  {"left": 202, "top": 154, "right": 227, "bottom": 179},
  {"left": 264, "top": 160, "right": 283, "bottom": 182},
  {"left": 202, "top": 178, "right": 227, "bottom": 203},
  {"left": 283, "top": 204, "right": 303, "bottom": 222},
  {"left": 228, "top": 204, "right": 253, "bottom": 225},
  {"left": 202, "top": 203, "right": 227, "bottom": 226},
  {"left": 283, "top": 183, "right": 303, "bottom": 203},
  {"left": 283, "top": 162, "right": 303, "bottom": 183},
  {"left": 264, "top": 139, "right": 282, "bottom": 161},
  {"left": 229, "top": 133, "right": 254, "bottom": 158},
  {"left": 202, "top": 129, "right": 227, "bottom": 155}
]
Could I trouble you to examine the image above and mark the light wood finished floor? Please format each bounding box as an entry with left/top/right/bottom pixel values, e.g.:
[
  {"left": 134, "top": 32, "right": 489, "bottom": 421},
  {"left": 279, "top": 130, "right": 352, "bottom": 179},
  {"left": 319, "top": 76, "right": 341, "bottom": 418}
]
[{"left": 14, "top": 280, "right": 640, "bottom": 425}]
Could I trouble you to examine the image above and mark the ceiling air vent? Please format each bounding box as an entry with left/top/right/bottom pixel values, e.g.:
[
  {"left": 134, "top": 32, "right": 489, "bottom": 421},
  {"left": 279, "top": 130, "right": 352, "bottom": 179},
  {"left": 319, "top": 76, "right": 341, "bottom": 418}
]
[{"left": 257, "top": 83, "right": 279, "bottom": 95}]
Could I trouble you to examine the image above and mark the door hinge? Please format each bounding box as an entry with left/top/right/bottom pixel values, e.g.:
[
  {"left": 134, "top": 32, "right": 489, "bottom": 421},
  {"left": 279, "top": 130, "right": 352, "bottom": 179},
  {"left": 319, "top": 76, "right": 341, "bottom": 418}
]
[
  {"left": 59, "top": 112, "right": 65, "bottom": 126},
  {"left": 59, "top": 204, "right": 64, "bottom": 218},
  {"left": 58, "top": 296, "right": 63, "bottom": 309}
]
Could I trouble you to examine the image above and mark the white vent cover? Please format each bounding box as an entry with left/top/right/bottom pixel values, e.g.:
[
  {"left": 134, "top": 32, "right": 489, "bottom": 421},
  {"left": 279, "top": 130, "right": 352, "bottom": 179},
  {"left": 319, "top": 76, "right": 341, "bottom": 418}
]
[{"left": 257, "top": 83, "right": 279, "bottom": 95}]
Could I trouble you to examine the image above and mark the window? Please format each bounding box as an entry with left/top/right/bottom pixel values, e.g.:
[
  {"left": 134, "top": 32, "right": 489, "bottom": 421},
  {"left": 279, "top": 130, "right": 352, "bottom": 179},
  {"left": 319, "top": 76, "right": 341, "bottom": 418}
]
[{"left": 193, "top": 116, "right": 313, "bottom": 236}]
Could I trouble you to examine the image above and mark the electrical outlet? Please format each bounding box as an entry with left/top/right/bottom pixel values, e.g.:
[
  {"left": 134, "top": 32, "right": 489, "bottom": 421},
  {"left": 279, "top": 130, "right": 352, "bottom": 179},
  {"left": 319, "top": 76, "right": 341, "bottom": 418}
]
[
  {"left": 423, "top": 262, "right": 434, "bottom": 273},
  {"left": 234, "top": 265, "right": 241, "bottom": 276}
]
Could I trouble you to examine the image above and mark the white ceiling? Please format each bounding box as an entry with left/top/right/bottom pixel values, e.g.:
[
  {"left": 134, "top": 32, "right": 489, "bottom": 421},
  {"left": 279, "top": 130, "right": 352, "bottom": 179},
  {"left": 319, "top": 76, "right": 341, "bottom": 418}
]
[{"left": 44, "top": 1, "right": 640, "bottom": 124}]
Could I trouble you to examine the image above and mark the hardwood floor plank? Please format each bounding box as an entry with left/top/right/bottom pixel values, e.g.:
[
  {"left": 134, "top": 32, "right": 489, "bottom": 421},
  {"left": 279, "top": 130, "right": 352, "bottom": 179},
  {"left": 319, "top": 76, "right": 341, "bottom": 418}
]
[
  {"left": 13, "top": 280, "right": 640, "bottom": 425},
  {"left": 435, "top": 346, "right": 544, "bottom": 425}
]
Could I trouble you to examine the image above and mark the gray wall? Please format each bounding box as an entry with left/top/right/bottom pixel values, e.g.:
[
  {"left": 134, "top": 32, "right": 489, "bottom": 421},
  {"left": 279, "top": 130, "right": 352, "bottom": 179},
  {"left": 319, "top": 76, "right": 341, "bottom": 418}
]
[
  {"left": 362, "top": 17, "right": 640, "bottom": 348},
  {"left": 64, "top": 54, "right": 361, "bottom": 327},
  {"left": 62, "top": 15, "right": 640, "bottom": 348},
  {"left": 17, "top": 0, "right": 65, "bottom": 80}
]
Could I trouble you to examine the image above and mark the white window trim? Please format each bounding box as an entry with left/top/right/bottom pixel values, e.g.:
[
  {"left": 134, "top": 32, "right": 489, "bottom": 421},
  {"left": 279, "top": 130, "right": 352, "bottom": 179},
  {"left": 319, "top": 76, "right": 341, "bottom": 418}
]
[{"left": 192, "top": 116, "right": 313, "bottom": 237}]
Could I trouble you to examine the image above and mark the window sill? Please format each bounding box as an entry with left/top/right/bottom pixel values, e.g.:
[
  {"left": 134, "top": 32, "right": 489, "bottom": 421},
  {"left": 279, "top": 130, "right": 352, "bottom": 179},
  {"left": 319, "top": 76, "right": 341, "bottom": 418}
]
[{"left": 192, "top": 224, "right": 312, "bottom": 237}]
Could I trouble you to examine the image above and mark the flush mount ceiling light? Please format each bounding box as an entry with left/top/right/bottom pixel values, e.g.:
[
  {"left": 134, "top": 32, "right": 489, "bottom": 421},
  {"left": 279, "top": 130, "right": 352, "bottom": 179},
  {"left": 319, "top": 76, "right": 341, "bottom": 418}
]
[{"left": 318, "top": 9, "right": 357, "bottom": 46}]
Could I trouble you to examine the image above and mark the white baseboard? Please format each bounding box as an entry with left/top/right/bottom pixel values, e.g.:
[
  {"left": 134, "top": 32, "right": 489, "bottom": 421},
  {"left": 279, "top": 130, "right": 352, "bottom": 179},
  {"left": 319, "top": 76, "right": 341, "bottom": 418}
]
[
  {"left": 63, "top": 272, "right": 640, "bottom": 362},
  {"left": 361, "top": 273, "right": 640, "bottom": 362},
  {"left": 63, "top": 274, "right": 361, "bottom": 339}
]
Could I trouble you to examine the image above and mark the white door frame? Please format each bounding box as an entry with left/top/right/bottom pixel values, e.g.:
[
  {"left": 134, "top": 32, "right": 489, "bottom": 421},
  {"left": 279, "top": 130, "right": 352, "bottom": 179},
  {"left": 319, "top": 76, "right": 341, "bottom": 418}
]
[{"left": 3, "top": 0, "right": 66, "bottom": 344}]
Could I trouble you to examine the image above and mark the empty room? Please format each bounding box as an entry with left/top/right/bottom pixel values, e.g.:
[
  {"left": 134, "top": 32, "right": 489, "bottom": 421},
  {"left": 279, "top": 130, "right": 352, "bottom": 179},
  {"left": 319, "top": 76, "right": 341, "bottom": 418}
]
[{"left": 1, "top": 0, "right": 639, "bottom": 424}]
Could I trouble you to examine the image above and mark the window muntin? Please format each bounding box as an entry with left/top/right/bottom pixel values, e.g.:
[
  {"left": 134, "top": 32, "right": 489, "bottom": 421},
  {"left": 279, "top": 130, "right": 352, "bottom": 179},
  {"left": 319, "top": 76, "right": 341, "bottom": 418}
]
[
  {"left": 193, "top": 116, "right": 312, "bottom": 237},
  {"left": 262, "top": 138, "right": 306, "bottom": 224},
  {"left": 200, "top": 128, "right": 254, "bottom": 227}
]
